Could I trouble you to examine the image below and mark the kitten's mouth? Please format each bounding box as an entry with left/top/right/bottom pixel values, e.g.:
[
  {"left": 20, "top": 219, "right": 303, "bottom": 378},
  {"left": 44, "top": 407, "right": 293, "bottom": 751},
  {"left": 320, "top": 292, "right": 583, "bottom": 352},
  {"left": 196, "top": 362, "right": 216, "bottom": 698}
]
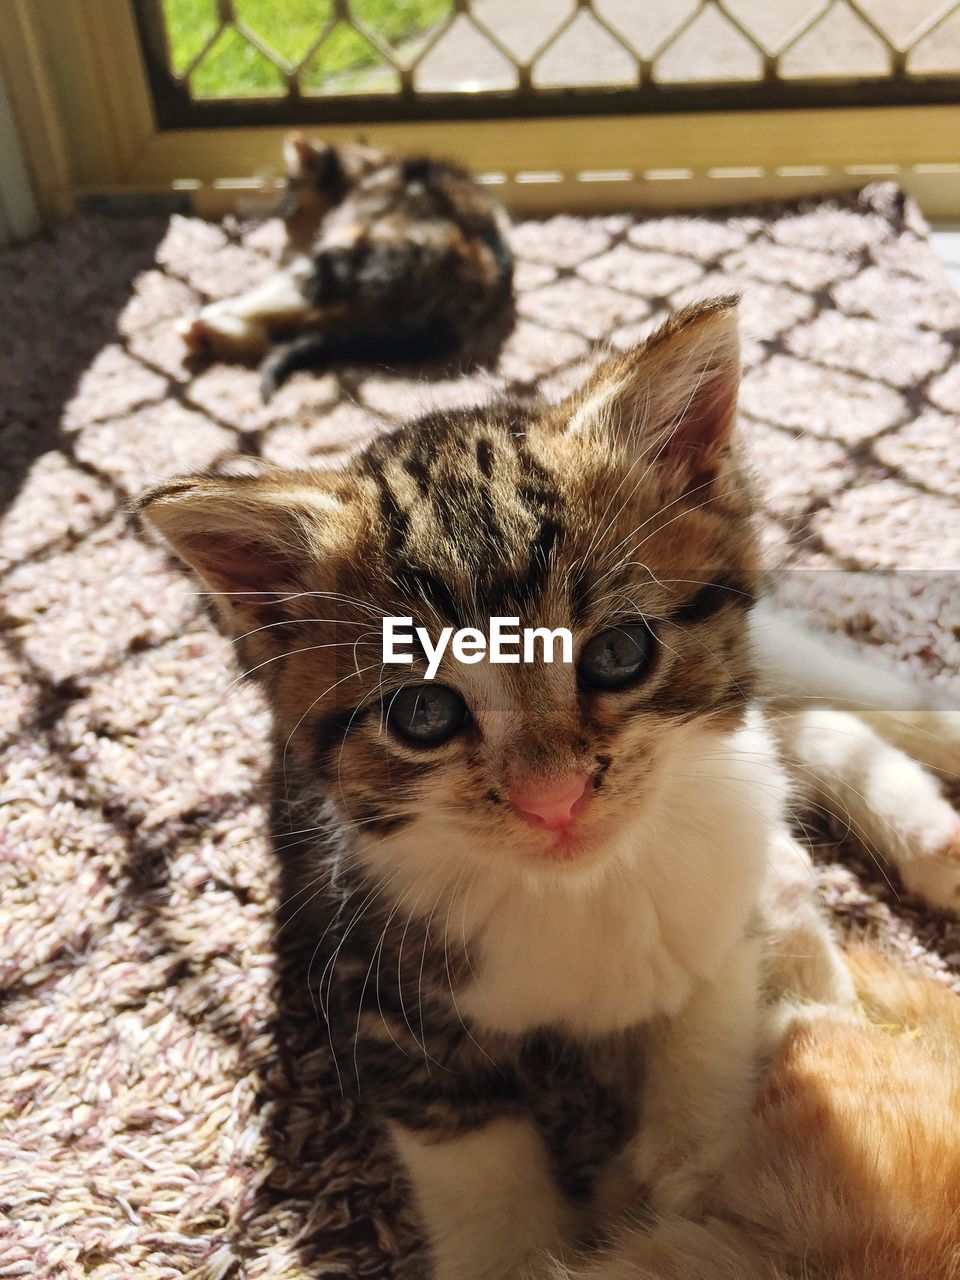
[
  {"left": 537, "top": 825, "right": 593, "bottom": 861},
  {"left": 525, "top": 808, "right": 612, "bottom": 867}
]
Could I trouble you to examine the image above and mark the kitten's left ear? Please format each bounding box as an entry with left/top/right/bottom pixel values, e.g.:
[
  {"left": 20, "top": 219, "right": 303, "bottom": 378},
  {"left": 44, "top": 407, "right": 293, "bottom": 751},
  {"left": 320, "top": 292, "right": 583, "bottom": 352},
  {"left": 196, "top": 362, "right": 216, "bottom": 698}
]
[{"left": 565, "top": 297, "right": 740, "bottom": 491}]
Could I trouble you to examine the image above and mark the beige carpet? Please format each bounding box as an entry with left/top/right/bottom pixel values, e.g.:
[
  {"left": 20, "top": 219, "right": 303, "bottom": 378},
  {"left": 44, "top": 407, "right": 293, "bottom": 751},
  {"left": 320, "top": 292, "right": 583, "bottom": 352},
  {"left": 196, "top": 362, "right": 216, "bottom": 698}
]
[{"left": 2, "top": 184, "right": 959, "bottom": 1277}]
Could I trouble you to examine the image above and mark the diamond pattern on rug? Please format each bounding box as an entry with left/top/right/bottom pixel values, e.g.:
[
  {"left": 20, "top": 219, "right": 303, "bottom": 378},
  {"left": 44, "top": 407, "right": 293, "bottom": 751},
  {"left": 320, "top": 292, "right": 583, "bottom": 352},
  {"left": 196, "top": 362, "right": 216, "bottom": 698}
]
[{"left": 1, "top": 184, "right": 959, "bottom": 1278}]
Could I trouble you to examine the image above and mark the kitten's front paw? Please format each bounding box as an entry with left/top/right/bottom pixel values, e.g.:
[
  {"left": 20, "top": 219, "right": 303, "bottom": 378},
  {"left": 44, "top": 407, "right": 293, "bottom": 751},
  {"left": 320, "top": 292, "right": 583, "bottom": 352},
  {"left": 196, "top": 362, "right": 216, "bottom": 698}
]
[
  {"left": 644, "top": 1160, "right": 716, "bottom": 1217},
  {"left": 178, "top": 315, "right": 217, "bottom": 355},
  {"left": 176, "top": 310, "right": 270, "bottom": 359},
  {"left": 630, "top": 1131, "right": 728, "bottom": 1218},
  {"left": 591, "top": 1148, "right": 644, "bottom": 1240},
  {"left": 900, "top": 820, "right": 960, "bottom": 914}
]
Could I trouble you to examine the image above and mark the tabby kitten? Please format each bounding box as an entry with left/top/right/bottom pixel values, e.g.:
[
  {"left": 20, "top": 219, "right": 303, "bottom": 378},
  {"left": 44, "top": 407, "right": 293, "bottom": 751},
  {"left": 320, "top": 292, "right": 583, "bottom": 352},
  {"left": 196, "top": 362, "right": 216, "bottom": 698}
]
[
  {"left": 178, "top": 134, "right": 513, "bottom": 400},
  {"left": 143, "top": 299, "right": 835, "bottom": 1276},
  {"left": 140, "top": 299, "right": 958, "bottom": 1278}
]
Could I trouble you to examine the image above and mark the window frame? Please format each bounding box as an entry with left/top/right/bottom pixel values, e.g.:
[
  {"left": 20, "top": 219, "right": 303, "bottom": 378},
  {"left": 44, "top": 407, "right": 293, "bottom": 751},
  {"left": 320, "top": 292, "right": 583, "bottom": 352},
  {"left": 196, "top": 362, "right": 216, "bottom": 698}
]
[{"left": 2, "top": 0, "right": 959, "bottom": 225}]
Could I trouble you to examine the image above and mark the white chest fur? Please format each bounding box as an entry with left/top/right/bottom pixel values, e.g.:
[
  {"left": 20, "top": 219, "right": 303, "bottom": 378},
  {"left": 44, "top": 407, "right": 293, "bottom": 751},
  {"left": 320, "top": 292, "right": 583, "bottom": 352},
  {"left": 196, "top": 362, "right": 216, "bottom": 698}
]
[{"left": 459, "top": 715, "right": 786, "bottom": 1037}]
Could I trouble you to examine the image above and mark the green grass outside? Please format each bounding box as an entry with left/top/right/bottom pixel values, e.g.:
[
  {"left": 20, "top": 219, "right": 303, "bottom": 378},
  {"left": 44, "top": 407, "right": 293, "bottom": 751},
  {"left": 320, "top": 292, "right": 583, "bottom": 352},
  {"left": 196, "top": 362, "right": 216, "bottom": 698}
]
[{"left": 163, "top": 0, "right": 450, "bottom": 97}]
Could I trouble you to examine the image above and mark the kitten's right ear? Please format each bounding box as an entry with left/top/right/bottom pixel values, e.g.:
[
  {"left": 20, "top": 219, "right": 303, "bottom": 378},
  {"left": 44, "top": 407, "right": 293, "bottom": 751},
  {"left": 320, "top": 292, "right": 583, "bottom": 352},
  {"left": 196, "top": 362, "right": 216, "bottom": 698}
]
[
  {"left": 284, "top": 132, "right": 339, "bottom": 184},
  {"left": 137, "top": 473, "right": 344, "bottom": 622}
]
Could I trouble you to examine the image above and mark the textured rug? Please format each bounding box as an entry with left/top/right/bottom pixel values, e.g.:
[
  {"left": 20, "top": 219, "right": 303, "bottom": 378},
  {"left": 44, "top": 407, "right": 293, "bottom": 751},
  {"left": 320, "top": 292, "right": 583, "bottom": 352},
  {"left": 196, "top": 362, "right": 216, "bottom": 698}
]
[{"left": 2, "top": 184, "right": 959, "bottom": 1278}]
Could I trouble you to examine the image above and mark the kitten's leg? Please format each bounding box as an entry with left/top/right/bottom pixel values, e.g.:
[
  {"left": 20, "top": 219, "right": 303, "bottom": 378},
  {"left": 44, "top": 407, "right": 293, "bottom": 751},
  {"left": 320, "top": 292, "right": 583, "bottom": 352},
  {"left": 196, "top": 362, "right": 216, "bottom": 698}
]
[
  {"left": 760, "top": 828, "right": 854, "bottom": 1009},
  {"left": 391, "top": 1116, "right": 579, "bottom": 1280},
  {"left": 629, "top": 937, "right": 762, "bottom": 1216},
  {"left": 596, "top": 843, "right": 847, "bottom": 1232},
  {"left": 772, "top": 706, "right": 960, "bottom": 912},
  {"left": 857, "top": 707, "right": 960, "bottom": 777},
  {"left": 178, "top": 269, "right": 317, "bottom": 359}
]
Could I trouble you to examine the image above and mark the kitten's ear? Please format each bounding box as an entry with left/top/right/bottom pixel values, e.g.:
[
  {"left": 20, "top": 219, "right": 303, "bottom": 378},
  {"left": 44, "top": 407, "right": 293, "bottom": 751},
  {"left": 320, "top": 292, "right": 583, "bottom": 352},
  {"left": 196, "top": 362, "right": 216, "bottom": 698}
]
[
  {"left": 137, "top": 472, "right": 343, "bottom": 622},
  {"left": 566, "top": 297, "right": 740, "bottom": 491},
  {"left": 284, "top": 132, "right": 338, "bottom": 182}
]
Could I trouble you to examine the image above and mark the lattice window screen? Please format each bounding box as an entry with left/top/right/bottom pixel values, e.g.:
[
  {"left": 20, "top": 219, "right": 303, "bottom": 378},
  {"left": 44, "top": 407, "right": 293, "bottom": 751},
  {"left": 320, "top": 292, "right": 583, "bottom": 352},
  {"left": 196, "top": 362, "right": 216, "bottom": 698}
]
[{"left": 134, "top": 0, "right": 960, "bottom": 127}]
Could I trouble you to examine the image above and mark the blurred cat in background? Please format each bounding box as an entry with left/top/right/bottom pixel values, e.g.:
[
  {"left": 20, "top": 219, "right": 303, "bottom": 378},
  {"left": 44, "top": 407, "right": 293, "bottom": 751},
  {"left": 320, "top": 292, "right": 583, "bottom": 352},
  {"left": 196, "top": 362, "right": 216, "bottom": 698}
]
[{"left": 178, "top": 134, "right": 514, "bottom": 400}]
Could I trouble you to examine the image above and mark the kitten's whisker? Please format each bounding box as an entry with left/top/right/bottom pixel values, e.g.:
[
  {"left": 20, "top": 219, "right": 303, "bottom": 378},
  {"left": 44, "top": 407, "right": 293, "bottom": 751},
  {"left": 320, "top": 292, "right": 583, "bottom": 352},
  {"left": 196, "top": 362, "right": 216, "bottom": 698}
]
[
  {"left": 440, "top": 867, "right": 502, "bottom": 1076},
  {"left": 414, "top": 872, "right": 463, "bottom": 1076},
  {"left": 688, "top": 747, "right": 907, "bottom": 896},
  {"left": 302, "top": 867, "right": 380, "bottom": 1095},
  {"left": 189, "top": 586, "right": 385, "bottom": 616},
  {"left": 279, "top": 659, "right": 383, "bottom": 822},
  {"left": 371, "top": 873, "right": 434, "bottom": 1064},
  {"left": 232, "top": 848, "right": 371, "bottom": 954},
  {"left": 457, "top": 865, "right": 483, "bottom": 989},
  {"left": 395, "top": 882, "right": 455, "bottom": 1071},
  {"left": 188, "top": 639, "right": 379, "bottom": 738},
  {"left": 313, "top": 865, "right": 411, "bottom": 1093},
  {"left": 667, "top": 776, "right": 822, "bottom": 893},
  {"left": 352, "top": 882, "right": 422, "bottom": 1086},
  {"left": 230, "top": 615, "right": 376, "bottom": 645}
]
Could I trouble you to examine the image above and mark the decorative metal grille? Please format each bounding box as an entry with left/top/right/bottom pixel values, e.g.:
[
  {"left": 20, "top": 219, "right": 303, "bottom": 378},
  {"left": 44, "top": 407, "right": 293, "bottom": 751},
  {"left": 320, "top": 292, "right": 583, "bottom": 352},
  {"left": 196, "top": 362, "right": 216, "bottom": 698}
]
[{"left": 134, "top": 0, "right": 960, "bottom": 128}]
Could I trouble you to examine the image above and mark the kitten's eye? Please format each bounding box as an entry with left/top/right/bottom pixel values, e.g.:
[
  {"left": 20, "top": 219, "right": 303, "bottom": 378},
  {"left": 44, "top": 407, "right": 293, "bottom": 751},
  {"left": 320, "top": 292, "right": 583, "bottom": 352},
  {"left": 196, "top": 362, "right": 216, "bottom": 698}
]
[
  {"left": 387, "top": 683, "right": 467, "bottom": 746},
  {"left": 579, "top": 623, "right": 655, "bottom": 691}
]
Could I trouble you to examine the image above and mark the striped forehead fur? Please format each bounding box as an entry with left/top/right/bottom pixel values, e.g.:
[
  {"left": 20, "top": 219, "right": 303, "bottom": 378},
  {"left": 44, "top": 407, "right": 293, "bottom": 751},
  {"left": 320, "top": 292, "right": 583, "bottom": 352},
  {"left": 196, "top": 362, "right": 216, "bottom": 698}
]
[{"left": 139, "top": 298, "right": 757, "bottom": 830}]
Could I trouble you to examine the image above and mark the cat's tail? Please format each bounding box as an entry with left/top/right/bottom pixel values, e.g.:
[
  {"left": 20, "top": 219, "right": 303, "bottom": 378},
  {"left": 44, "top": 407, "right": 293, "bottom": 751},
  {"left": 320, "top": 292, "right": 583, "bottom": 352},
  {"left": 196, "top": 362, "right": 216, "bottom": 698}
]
[
  {"left": 259, "top": 334, "right": 332, "bottom": 401},
  {"left": 259, "top": 320, "right": 460, "bottom": 400},
  {"left": 749, "top": 596, "right": 956, "bottom": 716}
]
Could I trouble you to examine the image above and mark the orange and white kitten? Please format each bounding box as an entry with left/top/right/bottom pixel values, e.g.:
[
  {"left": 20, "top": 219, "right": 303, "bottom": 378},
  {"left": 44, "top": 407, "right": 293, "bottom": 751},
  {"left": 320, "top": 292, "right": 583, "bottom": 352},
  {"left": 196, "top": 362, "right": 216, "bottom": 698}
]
[{"left": 562, "top": 946, "right": 960, "bottom": 1280}]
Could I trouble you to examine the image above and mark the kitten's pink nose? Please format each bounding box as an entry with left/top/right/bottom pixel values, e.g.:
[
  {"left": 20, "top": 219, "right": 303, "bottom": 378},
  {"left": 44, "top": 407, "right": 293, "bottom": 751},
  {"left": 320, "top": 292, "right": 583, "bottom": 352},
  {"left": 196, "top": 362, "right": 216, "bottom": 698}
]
[{"left": 509, "top": 773, "right": 591, "bottom": 831}]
